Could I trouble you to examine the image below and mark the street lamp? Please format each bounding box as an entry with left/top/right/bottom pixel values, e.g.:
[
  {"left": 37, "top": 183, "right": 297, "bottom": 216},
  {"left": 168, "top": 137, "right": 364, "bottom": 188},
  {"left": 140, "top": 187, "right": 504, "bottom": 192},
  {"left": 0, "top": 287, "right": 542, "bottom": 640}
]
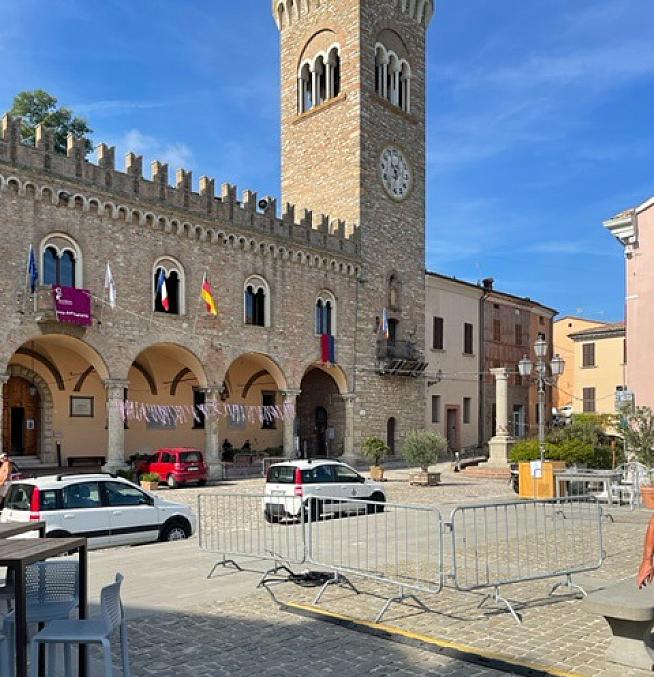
[{"left": 518, "top": 335, "right": 566, "bottom": 464}]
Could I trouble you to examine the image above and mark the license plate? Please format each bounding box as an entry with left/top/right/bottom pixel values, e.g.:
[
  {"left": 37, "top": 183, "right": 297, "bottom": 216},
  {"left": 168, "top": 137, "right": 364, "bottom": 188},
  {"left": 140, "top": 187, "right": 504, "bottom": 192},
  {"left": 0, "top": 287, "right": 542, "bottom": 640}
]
[
  {"left": 270, "top": 490, "right": 286, "bottom": 497},
  {"left": 187, "top": 466, "right": 199, "bottom": 471}
]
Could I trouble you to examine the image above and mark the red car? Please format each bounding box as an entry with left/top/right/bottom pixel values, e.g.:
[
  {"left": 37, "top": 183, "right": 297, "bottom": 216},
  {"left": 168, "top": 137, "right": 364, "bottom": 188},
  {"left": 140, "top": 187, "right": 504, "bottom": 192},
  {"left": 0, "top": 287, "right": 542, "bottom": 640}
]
[{"left": 135, "top": 448, "right": 208, "bottom": 488}]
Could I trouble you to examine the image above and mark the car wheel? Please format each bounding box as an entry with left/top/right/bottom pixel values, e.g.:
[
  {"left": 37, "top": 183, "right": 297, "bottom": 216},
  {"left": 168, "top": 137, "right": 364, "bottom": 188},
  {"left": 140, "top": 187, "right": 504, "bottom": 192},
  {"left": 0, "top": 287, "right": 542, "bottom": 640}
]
[
  {"left": 160, "top": 521, "right": 190, "bottom": 542},
  {"left": 197, "top": 479, "right": 207, "bottom": 487},
  {"left": 167, "top": 475, "right": 179, "bottom": 489},
  {"left": 366, "top": 493, "right": 386, "bottom": 514},
  {"left": 303, "top": 498, "right": 322, "bottom": 522}
]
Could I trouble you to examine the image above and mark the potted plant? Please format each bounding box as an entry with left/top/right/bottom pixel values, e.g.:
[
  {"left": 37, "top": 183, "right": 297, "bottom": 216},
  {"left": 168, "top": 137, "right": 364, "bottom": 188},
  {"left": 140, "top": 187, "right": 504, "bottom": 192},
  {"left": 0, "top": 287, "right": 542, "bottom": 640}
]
[
  {"left": 361, "top": 436, "right": 389, "bottom": 481},
  {"left": 622, "top": 407, "right": 654, "bottom": 508},
  {"left": 402, "top": 431, "right": 447, "bottom": 486},
  {"left": 140, "top": 472, "right": 160, "bottom": 492}
]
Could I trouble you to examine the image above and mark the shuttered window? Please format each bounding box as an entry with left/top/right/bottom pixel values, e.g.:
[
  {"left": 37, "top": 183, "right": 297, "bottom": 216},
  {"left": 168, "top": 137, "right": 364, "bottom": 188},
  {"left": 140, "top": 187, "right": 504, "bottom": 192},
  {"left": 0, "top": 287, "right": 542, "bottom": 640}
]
[
  {"left": 433, "top": 317, "right": 444, "bottom": 350},
  {"left": 464, "top": 323, "right": 474, "bottom": 355},
  {"left": 583, "top": 387, "right": 596, "bottom": 412},
  {"left": 582, "top": 343, "right": 596, "bottom": 368}
]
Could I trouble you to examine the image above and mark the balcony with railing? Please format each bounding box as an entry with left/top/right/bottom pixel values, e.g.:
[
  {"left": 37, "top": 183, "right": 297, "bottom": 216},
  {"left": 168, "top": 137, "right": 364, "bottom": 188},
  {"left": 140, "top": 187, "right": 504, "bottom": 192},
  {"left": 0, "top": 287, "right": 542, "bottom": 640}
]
[{"left": 376, "top": 339, "right": 427, "bottom": 377}]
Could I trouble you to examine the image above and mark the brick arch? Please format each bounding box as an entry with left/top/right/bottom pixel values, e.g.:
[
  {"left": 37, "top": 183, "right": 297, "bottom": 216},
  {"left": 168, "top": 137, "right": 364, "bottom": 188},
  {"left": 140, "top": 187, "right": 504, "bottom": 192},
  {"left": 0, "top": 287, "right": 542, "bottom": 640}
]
[{"left": 6, "top": 364, "right": 55, "bottom": 463}]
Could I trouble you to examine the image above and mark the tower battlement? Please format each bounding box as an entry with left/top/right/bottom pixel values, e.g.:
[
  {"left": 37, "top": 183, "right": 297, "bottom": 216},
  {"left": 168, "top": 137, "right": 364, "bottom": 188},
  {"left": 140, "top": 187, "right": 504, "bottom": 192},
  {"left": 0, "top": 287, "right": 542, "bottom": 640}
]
[
  {"left": 272, "top": 0, "right": 435, "bottom": 31},
  {"left": 0, "top": 113, "right": 360, "bottom": 259}
]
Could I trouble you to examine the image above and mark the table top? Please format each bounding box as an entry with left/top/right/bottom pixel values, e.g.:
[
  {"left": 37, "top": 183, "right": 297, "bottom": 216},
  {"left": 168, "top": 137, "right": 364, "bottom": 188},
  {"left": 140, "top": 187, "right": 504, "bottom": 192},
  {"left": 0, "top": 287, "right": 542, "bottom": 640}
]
[
  {"left": 0, "top": 537, "right": 86, "bottom": 566},
  {"left": 0, "top": 522, "right": 45, "bottom": 539}
]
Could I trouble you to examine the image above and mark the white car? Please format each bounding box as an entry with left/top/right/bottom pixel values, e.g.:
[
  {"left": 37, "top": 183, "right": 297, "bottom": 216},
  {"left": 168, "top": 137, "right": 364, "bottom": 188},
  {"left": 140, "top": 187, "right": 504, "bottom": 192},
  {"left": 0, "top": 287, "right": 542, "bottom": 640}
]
[
  {"left": 0, "top": 473, "right": 196, "bottom": 549},
  {"left": 263, "top": 460, "right": 387, "bottom": 523}
]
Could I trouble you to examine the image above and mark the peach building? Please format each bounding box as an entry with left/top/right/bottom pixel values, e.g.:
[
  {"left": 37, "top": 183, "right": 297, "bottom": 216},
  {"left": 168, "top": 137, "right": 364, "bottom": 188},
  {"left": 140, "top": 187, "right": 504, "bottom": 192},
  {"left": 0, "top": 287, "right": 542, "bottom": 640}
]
[
  {"left": 553, "top": 317, "right": 608, "bottom": 410},
  {"left": 605, "top": 197, "right": 654, "bottom": 409}
]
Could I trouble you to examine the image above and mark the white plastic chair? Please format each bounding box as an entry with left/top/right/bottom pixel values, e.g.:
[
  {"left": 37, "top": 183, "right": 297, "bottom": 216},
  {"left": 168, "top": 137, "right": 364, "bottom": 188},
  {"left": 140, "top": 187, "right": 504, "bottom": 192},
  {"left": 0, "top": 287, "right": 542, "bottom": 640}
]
[
  {"left": 3, "top": 560, "right": 79, "bottom": 672},
  {"left": 29, "top": 573, "right": 130, "bottom": 677}
]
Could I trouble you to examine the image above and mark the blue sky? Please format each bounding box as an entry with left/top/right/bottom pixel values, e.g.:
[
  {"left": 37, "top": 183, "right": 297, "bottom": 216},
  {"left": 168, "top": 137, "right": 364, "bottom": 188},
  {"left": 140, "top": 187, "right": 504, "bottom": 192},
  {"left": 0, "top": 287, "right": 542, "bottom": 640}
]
[{"left": 2, "top": 0, "right": 653, "bottom": 321}]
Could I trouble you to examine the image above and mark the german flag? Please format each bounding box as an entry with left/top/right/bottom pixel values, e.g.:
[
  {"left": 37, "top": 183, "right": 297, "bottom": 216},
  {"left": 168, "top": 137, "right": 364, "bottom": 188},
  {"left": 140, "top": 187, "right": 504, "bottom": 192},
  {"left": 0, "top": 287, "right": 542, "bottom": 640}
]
[{"left": 201, "top": 273, "right": 218, "bottom": 316}]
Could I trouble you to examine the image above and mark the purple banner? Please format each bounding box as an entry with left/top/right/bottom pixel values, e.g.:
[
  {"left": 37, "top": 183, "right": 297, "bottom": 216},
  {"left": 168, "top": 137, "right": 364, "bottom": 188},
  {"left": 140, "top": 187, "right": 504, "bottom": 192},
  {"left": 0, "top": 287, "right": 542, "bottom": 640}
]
[{"left": 53, "top": 286, "right": 92, "bottom": 326}]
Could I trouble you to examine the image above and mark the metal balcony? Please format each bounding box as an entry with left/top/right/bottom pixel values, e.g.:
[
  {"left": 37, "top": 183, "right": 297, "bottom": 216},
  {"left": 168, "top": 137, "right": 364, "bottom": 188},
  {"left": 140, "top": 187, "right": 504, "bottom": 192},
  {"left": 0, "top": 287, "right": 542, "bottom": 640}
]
[{"left": 376, "top": 339, "right": 428, "bottom": 377}]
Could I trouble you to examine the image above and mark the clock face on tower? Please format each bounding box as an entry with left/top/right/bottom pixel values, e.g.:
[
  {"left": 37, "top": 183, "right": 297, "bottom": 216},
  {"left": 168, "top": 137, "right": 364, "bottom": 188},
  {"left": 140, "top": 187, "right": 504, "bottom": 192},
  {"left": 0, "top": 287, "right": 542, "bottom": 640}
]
[{"left": 380, "top": 147, "right": 412, "bottom": 201}]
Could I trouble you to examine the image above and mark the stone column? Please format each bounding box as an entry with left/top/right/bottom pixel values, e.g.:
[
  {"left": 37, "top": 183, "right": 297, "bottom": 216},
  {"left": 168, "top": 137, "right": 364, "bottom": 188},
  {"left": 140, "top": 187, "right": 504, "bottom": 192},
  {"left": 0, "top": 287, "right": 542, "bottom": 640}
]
[
  {"left": 202, "top": 385, "right": 224, "bottom": 481},
  {"left": 0, "top": 372, "right": 9, "bottom": 455},
  {"left": 342, "top": 393, "right": 356, "bottom": 460},
  {"left": 311, "top": 67, "right": 318, "bottom": 108},
  {"left": 282, "top": 390, "right": 301, "bottom": 458},
  {"left": 488, "top": 368, "right": 515, "bottom": 466},
  {"left": 325, "top": 62, "right": 333, "bottom": 100},
  {"left": 103, "top": 379, "right": 129, "bottom": 473},
  {"left": 382, "top": 62, "right": 388, "bottom": 98}
]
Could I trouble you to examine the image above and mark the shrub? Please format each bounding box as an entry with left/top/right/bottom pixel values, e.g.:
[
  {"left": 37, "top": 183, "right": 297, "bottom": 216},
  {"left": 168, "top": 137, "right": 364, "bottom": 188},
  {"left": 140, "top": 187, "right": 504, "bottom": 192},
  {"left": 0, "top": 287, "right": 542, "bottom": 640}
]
[
  {"left": 140, "top": 472, "right": 160, "bottom": 483},
  {"left": 509, "top": 437, "right": 616, "bottom": 469},
  {"left": 509, "top": 439, "right": 548, "bottom": 463},
  {"left": 116, "top": 468, "right": 136, "bottom": 482},
  {"left": 402, "top": 431, "right": 447, "bottom": 472},
  {"left": 623, "top": 407, "right": 654, "bottom": 467},
  {"left": 361, "top": 436, "right": 389, "bottom": 466}
]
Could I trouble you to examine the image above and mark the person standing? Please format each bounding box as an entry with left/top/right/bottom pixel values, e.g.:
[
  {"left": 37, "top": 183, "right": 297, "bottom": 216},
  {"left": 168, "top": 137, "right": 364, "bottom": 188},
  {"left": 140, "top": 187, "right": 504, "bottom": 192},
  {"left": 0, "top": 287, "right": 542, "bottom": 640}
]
[
  {"left": 0, "top": 452, "right": 11, "bottom": 502},
  {"left": 638, "top": 516, "right": 654, "bottom": 588}
]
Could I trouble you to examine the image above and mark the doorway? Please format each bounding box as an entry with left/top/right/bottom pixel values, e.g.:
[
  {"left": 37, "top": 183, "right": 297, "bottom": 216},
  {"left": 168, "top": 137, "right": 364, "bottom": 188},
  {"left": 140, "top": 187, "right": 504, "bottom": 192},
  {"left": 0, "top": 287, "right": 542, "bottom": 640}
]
[
  {"left": 314, "top": 406, "right": 328, "bottom": 458},
  {"left": 386, "top": 417, "right": 396, "bottom": 454},
  {"left": 446, "top": 407, "right": 460, "bottom": 452},
  {"left": 2, "top": 376, "right": 40, "bottom": 457},
  {"left": 513, "top": 405, "right": 526, "bottom": 438}
]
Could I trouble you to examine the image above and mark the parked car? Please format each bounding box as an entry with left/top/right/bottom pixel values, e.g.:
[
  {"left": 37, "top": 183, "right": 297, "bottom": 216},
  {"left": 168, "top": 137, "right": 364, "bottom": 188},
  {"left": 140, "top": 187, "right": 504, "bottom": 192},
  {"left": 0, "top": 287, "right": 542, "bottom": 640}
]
[
  {"left": 0, "top": 473, "right": 196, "bottom": 549},
  {"left": 134, "top": 448, "right": 208, "bottom": 488},
  {"left": 263, "top": 460, "right": 387, "bottom": 523}
]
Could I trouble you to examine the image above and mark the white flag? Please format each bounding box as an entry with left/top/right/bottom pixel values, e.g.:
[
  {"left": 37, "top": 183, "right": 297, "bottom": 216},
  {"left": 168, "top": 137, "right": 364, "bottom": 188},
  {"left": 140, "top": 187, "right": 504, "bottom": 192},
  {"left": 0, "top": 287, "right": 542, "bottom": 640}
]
[{"left": 104, "top": 263, "right": 116, "bottom": 309}]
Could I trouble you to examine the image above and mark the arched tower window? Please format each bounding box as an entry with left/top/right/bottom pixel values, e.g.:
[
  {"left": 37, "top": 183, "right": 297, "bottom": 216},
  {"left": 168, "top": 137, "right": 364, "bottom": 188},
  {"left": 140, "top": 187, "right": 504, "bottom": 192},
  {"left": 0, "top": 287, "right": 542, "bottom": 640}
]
[
  {"left": 153, "top": 256, "right": 185, "bottom": 315},
  {"left": 374, "top": 40, "right": 411, "bottom": 113},
  {"left": 40, "top": 233, "right": 82, "bottom": 287},
  {"left": 315, "top": 290, "right": 336, "bottom": 336},
  {"left": 244, "top": 276, "right": 271, "bottom": 327},
  {"left": 298, "top": 44, "right": 341, "bottom": 114}
]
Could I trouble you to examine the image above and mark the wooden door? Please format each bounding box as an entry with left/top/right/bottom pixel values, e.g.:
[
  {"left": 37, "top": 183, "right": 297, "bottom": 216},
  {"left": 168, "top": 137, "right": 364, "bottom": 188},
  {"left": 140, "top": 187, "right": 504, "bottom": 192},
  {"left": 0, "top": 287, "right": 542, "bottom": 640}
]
[{"left": 3, "top": 377, "right": 40, "bottom": 456}]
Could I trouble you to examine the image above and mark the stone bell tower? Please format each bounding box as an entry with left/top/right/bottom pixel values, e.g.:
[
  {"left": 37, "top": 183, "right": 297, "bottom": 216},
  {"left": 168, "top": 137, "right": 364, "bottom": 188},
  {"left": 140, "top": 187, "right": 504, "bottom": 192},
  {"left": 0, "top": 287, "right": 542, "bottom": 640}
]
[{"left": 273, "top": 0, "right": 435, "bottom": 451}]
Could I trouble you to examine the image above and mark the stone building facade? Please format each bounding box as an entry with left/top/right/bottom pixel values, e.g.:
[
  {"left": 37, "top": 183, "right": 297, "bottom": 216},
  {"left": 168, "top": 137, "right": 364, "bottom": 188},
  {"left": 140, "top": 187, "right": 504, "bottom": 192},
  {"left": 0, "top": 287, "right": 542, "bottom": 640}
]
[{"left": 0, "top": 0, "right": 433, "bottom": 475}]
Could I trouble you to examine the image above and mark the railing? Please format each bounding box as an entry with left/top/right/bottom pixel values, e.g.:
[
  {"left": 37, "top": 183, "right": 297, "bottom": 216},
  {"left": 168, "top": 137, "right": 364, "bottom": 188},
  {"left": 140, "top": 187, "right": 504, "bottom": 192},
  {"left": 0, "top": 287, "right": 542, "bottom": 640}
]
[
  {"left": 198, "top": 493, "right": 605, "bottom": 624},
  {"left": 376, "top": 339, "right": 419, "bottom": 361}
]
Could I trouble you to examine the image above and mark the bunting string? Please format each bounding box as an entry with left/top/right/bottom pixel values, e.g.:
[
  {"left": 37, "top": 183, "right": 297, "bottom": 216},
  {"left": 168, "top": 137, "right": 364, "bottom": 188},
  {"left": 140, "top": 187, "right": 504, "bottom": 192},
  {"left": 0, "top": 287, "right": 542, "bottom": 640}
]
[{"left": 114, "top": 399, "right": 296, "bottom": 426}]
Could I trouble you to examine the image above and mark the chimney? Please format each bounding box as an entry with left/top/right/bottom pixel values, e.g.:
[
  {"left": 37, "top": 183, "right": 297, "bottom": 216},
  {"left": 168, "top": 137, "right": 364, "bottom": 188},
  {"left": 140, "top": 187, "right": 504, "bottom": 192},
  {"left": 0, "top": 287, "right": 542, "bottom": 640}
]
[{"left": 482, "top": 278, "right": 494, "bottom": 291}]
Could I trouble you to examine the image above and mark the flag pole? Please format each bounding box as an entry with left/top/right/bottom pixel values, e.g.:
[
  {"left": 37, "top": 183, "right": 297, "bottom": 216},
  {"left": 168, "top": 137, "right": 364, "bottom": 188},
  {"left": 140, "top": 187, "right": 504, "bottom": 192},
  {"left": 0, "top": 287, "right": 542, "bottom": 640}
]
[
  {"left": 193, "top": 271, "right": 206, "bottom": 335},
  {"left": 98, "top": 262, "right": 107, "bottom": 330}
]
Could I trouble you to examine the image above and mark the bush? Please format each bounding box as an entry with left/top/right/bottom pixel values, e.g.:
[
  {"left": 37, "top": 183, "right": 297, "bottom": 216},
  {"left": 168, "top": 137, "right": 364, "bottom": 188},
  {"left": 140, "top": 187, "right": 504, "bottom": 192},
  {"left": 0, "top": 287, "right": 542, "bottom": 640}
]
[
  {"left": 509, "top": 437, "right": 617, "bottom": 469},
  {"left": 361, "top": 436, "right": 389, "bottom": 466},
  {"left": 140, "top": 472, "right": 160, "bottom": 483},
  {"left": 261, "top": 446, "right": 284, "bottom": 458},
  {"left": 402, "top": 431, "right": 447, "bottom": 472},
  {"left": 116, "top": 468, "right": 136, "bottom": 482},
  {"left": 509, "top": 439, "right": 547, "bottom": 463}
]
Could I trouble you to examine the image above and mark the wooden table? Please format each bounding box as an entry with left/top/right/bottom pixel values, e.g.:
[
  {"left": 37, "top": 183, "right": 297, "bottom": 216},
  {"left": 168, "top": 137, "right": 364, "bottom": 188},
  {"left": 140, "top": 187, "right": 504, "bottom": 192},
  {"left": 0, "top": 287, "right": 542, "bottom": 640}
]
[
  {"left": 0, "top": 537, "right": 88, "bottom": 677},
  {"left": 0, "top": 521, "right": 46, "bottom": 539}
]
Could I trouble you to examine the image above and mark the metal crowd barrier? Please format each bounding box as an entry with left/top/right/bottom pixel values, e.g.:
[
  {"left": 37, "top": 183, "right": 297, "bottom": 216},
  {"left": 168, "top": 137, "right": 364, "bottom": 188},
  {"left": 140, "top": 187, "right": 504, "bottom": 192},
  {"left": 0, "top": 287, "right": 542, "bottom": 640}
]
[
  {"left": 198, "top": 493, "right": 604, "bottom": 624},
  {"left": 306, "top": 496, "right": 443, "bottom": 621},
  {"left": 198, "top": 493, "right": 306, "bottom": 578},
  {"left": 448, "top": 497, "right": 604, "bottom": 622}
]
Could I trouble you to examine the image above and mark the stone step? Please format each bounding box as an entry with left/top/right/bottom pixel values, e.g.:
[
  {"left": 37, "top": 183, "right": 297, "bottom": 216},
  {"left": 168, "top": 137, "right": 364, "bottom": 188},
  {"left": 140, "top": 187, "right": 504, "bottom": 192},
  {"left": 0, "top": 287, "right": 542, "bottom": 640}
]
[{"left": 462, "top": 464, "right": 512, "bottom": 480}]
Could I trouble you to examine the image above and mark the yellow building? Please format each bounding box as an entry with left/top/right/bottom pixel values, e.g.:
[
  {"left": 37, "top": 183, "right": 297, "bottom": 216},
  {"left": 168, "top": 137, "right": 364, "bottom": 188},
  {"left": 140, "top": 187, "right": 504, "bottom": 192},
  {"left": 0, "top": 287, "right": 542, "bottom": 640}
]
[
  {"left": 569, "top": 323, "right": 626, "bottom": 415},
  {"left": 553, "top": 317, "right": 608, "bottom": 410}
]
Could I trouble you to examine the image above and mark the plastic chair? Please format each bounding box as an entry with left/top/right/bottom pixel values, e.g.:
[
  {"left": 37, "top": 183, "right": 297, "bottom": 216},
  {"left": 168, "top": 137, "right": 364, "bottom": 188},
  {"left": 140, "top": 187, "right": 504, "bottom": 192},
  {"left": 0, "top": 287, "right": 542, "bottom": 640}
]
[
  {"left": 3, "top": 560, "right": 79, "bottom": 672},
  {"left": 29, "top": 573, "right": 130, "bottom": 677}
]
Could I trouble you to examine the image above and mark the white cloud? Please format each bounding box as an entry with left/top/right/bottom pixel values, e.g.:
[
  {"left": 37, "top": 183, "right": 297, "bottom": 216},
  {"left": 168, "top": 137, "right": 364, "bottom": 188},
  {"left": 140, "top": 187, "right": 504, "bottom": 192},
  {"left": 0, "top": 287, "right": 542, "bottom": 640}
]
[
  {"left": 119, "top": 129, "right": 194, "bottom": 171},
  {"left": 71, "top": 100, "right": 170, "bottom": 116}
]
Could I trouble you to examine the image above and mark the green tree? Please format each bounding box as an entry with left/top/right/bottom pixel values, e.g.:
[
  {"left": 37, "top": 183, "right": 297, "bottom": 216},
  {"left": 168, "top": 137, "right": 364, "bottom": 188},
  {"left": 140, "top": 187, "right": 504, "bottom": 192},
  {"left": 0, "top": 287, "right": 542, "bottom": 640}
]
[
  {"left": 10, "top": 90, "right": 93, "bottom": 154},
  {"left": 401, "top": 431, "right": 447, "bottom": 472},
  {"left": 623, "top": 407, "right": 654, "bottom": 467},
  {"left": 361, "top": 436, "right": 389, "bottom": 467}
]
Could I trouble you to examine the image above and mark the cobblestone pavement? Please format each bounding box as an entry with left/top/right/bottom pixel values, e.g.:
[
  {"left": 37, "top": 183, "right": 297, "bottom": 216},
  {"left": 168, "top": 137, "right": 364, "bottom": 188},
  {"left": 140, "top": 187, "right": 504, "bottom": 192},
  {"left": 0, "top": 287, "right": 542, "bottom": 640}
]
[{"left": 102, "top": 593, "right": 514, "bottom": 677}]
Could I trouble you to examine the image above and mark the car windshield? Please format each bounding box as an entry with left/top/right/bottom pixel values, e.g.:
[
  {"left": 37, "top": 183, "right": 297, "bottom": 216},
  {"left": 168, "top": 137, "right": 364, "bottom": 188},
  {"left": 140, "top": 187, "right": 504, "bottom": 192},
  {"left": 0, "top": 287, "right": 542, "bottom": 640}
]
[
  {"left": 268, "top": 466, "right": 295, "bottom": 484},
  {"left": 180, "top": 451, "right": 202, "bottom": 463}
]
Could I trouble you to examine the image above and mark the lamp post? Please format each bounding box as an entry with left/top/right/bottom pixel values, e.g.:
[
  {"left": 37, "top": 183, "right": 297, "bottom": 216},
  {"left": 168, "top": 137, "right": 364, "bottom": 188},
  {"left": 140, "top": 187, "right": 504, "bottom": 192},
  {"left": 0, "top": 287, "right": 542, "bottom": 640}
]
[{"left": 518, "top": 335, "right": 565, "bottom": 465}]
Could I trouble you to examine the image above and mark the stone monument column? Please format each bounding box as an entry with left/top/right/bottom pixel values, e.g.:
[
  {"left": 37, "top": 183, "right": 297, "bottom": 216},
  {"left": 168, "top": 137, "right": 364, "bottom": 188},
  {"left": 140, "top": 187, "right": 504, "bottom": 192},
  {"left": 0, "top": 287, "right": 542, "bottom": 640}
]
[
  {"left": 103, "top": 379, "right": 130, "bottom": 473},
  {"left": 488, "top": 367, "right": 515, "bottom": 466},
  {"left": 0, "top": 373, "right": 9, "bottom": 454},
  {"left": 282, "top": 390, "right": 301, "bottom": 458},
  {"left": 202, "top": 385, "right": 224, "bottom": 481},
  {"left": 342, "top": 393, "right": 356, "bottom": 459}
]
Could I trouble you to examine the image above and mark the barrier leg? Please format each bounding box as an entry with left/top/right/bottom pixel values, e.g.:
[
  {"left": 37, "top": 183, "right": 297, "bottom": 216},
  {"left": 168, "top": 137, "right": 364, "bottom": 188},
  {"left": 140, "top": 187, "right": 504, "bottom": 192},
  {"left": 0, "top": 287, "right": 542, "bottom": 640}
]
[
  {"left": 550, "top": 573, "right": 587, "bottom": 598},
  {"left": 478, "top": 587, "right": 522, "bottom": 625},
  {"left": 375, "top": 586, "right": 430, "bottom": 624},
  {"left": 207, "top": 558, "right": 243, "bottom": 579},
  {"left": 258, "top": 563, "right": 296, "bottom": 588},
  {"left": 313, "top": 573, "right": 359, "bottom": 605}
]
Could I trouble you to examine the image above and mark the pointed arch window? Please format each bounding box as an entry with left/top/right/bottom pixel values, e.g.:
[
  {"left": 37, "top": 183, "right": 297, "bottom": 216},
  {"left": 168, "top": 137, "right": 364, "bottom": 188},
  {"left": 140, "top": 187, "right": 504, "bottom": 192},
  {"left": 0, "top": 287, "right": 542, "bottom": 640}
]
[
  {"left": 315, "top": 291, "right": 336, "bottom": 336},
  {"left": 40, "top": 234, "right": 82, "bottom": 287},
  {"left": 244, "top": 276, "right": 271, "bottom": 327},
  {"left": 152, "top": 256, "right": 185, "bottom": 315}
]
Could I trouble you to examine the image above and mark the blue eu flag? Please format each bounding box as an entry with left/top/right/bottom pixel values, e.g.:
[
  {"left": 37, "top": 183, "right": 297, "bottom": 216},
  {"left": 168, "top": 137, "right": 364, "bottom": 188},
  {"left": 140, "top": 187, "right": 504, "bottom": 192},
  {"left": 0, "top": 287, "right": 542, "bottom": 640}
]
[{"left": 28, "top": 245, "right": 38, "bottom": 293}]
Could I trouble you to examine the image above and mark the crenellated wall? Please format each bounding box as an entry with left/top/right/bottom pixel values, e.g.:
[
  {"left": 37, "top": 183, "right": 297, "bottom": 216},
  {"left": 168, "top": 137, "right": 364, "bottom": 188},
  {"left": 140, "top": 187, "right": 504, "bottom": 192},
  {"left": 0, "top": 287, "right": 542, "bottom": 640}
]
[{"left": 0, "top": 113, "right": 360, "bottom": 263}]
